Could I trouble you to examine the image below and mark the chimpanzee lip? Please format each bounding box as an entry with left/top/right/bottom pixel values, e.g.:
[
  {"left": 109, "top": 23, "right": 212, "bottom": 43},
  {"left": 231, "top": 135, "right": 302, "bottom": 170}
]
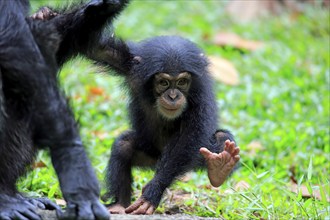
[{"left": 162, "top": 106, "right": 179, "bottom": 111}]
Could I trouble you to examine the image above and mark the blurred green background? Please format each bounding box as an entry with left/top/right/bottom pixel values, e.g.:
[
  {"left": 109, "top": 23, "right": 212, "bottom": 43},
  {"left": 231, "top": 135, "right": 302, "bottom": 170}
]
[{"left": 22, "top": 0, "right": 329, "bottom": 219}]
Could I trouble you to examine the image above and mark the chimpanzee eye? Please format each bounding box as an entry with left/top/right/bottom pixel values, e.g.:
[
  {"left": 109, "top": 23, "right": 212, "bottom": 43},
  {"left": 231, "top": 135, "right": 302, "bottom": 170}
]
[
  {"left": 159, "top": 80, "right": 169, "bottom": 87},
  {"left": 177, "top": 78, "right": 188, "bottom": 86}
]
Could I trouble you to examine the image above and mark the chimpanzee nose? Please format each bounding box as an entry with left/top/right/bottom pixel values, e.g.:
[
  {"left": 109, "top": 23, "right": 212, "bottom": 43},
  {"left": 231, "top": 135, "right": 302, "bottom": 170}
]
[
  {"left": 168, "top": 90, "right": 178, "bottom": 100},
  {"left": 169, "top": 93, "right": 177, "bottom": 100}
]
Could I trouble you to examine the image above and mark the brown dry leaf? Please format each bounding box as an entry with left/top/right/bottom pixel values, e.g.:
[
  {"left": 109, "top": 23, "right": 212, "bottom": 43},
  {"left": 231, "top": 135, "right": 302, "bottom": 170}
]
[
  {"left": 224, "top": 180, "right": 250, "bottom": 195},
  {"left": 234, "top": 180, "right": 250, "bottom": 191},
  {"left": 55, "top": 199, "right": 66, "bottom": 206},
  {"left": 91, "top": 130, "right": 108, "bottom": 140},
  {"left": 289, "top": 165, "right": 298, "bottom": 184},
  {"left": 252, "top": 211, "right": 266, "bottom": 220},
  {"left": 208, "top": 56, "right": 240, "bottom": 86},
  {"left": 214, "top": 32, "right": 264, "bottom": 51},
  {"left": 290, "top": 181, "right": 330, "bottom": 202},
  {"left": 89, "top": 87, "right": 104, "bottom": 96},
  {"left": 164, "top": 189, "right": 192, "bottom": 204},
  {"left": 226, "top": 0, "right": 283, "bottom": 22},
  {"left": 32, "top": 161, "right": 47, "bottom": 169},
  {"left": 246, "top": 140, "right": 265, "bottom": 157},
  {"left": 72, "top": 94, "right": 82, "bottom": 100}
]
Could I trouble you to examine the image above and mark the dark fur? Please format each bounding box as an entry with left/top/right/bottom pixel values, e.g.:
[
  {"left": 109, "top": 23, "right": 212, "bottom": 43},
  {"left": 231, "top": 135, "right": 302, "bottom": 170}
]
[
  {"left": 93, "top": 36, "right": 235, "bottom": 208},
  {"left": 0, "top": 0, "right": 128, "bottom": 219}
]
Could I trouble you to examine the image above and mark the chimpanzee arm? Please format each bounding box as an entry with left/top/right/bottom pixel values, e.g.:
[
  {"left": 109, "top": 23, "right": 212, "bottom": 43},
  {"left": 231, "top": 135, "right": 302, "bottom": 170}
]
[
  {"left": 30, "top": 1, "right": 132, "bottom": 74},
  {"left": 50, "top": 145, "right": 109, "bottom": 220},
  {"left": 31, "top": 74, "right": 109, "bottom": 219},
  {"left": 86, "top": 36, "right": 133, "bottom": 75},
  {"left": 0, "top": 69, "right": 4, "bottom": 135},
  {"left": 126, "top": 126, "right": 208, "bottom": 214},
  {"left": 47, "top": 0, "right": 130, "bottom": 66}
]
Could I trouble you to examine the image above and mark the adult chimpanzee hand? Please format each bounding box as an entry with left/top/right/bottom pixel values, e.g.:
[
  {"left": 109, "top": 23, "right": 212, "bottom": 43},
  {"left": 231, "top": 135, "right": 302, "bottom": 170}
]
[
  {"left": 57, "top": 200, "right": 109, "bottom": 220},
  {"left": 0, "top": 195, "right": 59, "bottom": 220}
]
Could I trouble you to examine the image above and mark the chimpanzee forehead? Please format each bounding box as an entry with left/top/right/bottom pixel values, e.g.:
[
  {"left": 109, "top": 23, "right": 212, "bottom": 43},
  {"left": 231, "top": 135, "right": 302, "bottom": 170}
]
[
  {"left": 155, "top": 72, "right": 191, "bottom": 80},
  {"left": 134, "top": 36, "right": 208, "bottom": 78},
  {"left": 138, "top": 36, "right": 202, "bottom": 58}
]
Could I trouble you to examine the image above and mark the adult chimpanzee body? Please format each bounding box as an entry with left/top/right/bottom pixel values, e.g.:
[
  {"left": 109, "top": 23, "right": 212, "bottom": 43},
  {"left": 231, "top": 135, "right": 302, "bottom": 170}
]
[
  {"left": 0, "top": 0, "right": 128, "bottom": 219},
  {"left": 88, "top": 36, "right": 241, "bottom": 214}
]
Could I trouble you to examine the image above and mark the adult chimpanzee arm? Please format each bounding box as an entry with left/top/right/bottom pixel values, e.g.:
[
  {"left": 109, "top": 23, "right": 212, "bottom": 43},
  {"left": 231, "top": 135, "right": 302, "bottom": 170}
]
[
  {"left": 47, "top": 0, "right": 130, "bottom": 66},
  {"left": 30, "top": 66, "right": 109, "bottom": 219},
  {"left": 0, "top": 69, "right": 3, "bottom": 134},
  {"left": 50, "top": 145, "right": 109, "bottom": 220},
  {"left": 86, "top": 36, "right": 133, "bottom": 75},
  {"left": 31, "top": 1, "right": 132, "bottom": 74}
]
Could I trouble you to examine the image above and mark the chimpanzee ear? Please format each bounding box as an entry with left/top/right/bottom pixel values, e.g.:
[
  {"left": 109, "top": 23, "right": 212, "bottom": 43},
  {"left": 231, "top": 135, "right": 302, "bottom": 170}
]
[{"left": 133, "top": 56, "right": 142, "bottom": 65}]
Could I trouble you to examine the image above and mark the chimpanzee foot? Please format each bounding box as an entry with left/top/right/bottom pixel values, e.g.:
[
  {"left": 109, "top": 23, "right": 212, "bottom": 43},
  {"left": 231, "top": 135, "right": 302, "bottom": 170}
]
[
  {"left": 125, "top": 197, "right": 155, "bottom": 215},
  {"left": 107, "top": 204, "right": 126, "bottom": 214},
  {"left": 0, "top": 194, "right": 57, "bottom": 220},
  {"left": 200, "top": 140, "right": 240, "bottom": 187}
]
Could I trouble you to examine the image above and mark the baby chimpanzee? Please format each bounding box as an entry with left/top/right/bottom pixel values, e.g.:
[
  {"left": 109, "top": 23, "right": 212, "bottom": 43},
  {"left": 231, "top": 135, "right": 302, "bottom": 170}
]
[{"left": 91, "top": 35, "right": 240, "bottom": 214}]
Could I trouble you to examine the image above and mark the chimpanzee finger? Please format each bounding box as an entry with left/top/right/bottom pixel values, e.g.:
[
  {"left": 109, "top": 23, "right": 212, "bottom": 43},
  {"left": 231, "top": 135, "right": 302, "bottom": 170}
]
[
  {"left": 224, "top": 140, "right": 236, "bottom": 155},
  {"left": 92, "top": 201, "right": 110, "bottom": 220},
  {"left": 22, "top": 200, "right": 38, "bottom": 211},
  {"left": 57, "top": 203, "right": 77, "bottom": 220},
  {"left": 76, "top": 201, "right": 94, "bottom": 220},
  {"left": 125, "top": 198, "right": 143, "bottom": 213},
  {"left": 56, "top": 207, "right": 64, "bottom": 219},
  {"left": 27, "top": 198, "right": 45, "bottom": 209},
  {"left": 146, "top": 205, "right": 155, "bottom": 215},
  {"left": 234, "top": 155, "right": 240, "bottom": 162},
  {"left": 131, "top": 202, "right": 150, "bottom": 215},
  {"left": 21, "top": 209, "right": 42, "bottom": 220},
  {"left": 39, "top": 198, "right": 61, "bottom": 211},
  {"left": 232, "top": 147, "right": 240, "bottom": 157},
  {"left": 199, "top": 147, "right": 213, "bottom": 158},
  {"left": 12, "top": 211, "right": 30, "bottom": 220},
  {"left": 0, "top": 214, "right": 11, "bottom": 220}
]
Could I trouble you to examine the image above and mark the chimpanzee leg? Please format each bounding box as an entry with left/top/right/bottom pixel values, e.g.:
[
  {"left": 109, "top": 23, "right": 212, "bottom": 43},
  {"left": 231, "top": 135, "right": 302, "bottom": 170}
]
[
  {"left": 200, "top": 129, "right": 240, "bottom": 187},
  {"left": 105, "top": 130, "right": 157, "bottom": 214},
  {"left": 105, "top": 131, "right": 136, "bottom": 208},
  {"left": 30, "top": 73, "right": 109, "bottom": 219}
]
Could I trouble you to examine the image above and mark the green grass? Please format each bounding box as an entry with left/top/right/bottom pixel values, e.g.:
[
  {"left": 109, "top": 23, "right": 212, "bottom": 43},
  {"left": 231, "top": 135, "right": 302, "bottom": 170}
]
[{"left": 21, "top": 1, "right": 330, "bottom": 219}]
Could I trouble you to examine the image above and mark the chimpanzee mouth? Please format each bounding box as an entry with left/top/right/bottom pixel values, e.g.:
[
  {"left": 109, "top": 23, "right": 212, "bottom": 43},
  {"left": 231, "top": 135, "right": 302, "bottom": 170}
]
[{"left": 162, "top": 106, "right": 179, "bottom": 111}]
